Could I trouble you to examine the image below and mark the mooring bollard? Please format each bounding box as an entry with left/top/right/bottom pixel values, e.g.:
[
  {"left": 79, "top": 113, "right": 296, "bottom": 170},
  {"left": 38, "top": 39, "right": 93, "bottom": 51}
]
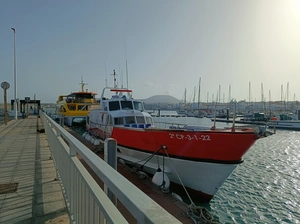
[{"left": 104, "top": 138, "right": 117, "bottom": 205}]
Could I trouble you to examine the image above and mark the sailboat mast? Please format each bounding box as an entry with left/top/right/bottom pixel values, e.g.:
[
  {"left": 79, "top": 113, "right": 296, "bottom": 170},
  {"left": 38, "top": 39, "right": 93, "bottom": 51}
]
[
  {"left": 228, "top": 84, "right": 231, "bottom": 103},
  {"left": 287, "top": 82, "right": 289, "bottom": 111},
  {"left": 184, "top": 88, "right": 187, "bottom": 113},
  {"left": 198, "top": 77, "right": 201, "bottom": 112},
  {"left": 219, "top": 85, "right": 221, "bottom": 104}
]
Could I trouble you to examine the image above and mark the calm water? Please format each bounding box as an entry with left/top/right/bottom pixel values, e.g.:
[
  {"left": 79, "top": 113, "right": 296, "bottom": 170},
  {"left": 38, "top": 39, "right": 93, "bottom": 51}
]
[
  {"left": 69, "top": 113, "right": 299, "bottom": 223},
  {"left": 153, "top": 116, "right": 300, "bottom": 224}
]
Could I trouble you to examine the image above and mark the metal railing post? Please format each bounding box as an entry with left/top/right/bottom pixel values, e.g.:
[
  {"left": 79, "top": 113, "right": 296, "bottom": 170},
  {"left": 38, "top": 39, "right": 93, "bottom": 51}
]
[{"left": 104, "top": 138, "right": 117, "bottom": 205}]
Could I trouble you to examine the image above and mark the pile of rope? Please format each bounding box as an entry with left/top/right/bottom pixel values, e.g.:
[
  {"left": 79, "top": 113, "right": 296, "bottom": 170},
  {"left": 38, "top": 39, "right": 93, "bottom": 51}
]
[{"left": 187, "top": 204, "right": 216, "bottom": 224}]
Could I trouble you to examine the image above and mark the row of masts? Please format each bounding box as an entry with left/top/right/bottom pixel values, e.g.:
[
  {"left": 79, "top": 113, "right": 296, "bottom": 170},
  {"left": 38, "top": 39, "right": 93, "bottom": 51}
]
[{"left": 184, "top": 81, "right": 295, "bottom": 105}]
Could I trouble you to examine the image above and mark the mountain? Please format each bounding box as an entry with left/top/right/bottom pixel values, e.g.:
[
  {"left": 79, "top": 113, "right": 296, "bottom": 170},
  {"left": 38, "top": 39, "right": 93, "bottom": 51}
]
[{"left": 142, "top": 95, "right": 181, "bottom": 104}]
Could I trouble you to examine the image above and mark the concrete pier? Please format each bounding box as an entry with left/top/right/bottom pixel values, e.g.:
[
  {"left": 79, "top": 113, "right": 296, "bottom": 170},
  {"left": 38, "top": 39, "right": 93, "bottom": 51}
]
[{"left": 0, "top": 116, "right": 70, "bottom": 223}]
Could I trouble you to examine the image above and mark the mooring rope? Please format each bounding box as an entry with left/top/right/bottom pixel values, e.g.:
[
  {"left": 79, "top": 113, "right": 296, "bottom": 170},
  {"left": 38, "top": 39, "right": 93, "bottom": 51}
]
[{"left": 162, "top": 146, "right": 216, "bottom": 224}]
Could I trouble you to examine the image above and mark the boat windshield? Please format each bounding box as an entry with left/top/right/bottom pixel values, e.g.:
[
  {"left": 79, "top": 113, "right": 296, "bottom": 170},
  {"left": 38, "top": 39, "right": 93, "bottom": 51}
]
[
  {"left": 133, "top": 101, "right": 144, "bottom": 111},
  {"left": 109, "top": 101, "right": 120, "bottom": 111},
  {"left": 121, "top": 101, "right": 133, "bottom": 110}
]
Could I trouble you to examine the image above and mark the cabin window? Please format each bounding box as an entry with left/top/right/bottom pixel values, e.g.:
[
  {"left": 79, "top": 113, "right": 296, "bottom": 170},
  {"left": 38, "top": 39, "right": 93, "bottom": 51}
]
[
  {"left": 114, "top": 117, "right": 124, "bottom": 125},
  {"left": 133, "top": 101, "right": 144, "bottom": 111},
  {"left": 125, "top": 116, "right": 135, "bottom": 124},
  {"left": 136, "top": 116, "right": 145, "bottom": 124},
  {"left": 145, "top": 117, "right": 153, "bottom": 124},
  {"left": 68, "top": 105, "right": 76, "bottom": 111},
  {"left": 78, "top": 105, "right": 86, "bottom": 110},
  {"left": 109, "top": 101, "right": 120, "bottom": 111},
  {"left": 121, "top": 101, "right": 133, "bottom": 110}
]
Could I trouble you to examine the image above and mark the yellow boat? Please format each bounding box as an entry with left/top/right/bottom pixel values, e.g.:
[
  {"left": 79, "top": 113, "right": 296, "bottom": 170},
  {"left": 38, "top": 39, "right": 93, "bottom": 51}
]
[{"left": 55, "top": 79, "right": 99, "bottom": 126}]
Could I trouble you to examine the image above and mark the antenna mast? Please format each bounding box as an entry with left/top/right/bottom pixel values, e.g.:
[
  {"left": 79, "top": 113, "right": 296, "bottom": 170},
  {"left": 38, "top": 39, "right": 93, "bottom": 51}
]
[
  {"left": 124, "top": 38, "right": 129, "bottom": 89},
  {"left": 111, "top": 70, "right": 117, "bottom": 88},
  {"left": 80, "top": 77, "right": 87, "bottom": 92},
  {"left": 104, "top": 63, "right": 108, "bottom": 87}
]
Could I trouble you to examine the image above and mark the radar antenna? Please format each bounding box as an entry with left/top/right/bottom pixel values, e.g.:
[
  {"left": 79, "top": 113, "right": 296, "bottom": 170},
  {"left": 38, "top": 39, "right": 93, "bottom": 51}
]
[
  {"left": 79, "top": 77, "right": 88, "bottom": 92},
  {"left": 111, "top": 70, "right": 118, "bottom": 88}
]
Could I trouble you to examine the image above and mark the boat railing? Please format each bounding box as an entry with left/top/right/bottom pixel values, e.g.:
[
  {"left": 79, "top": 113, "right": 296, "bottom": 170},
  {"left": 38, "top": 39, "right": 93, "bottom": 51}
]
[
  {"left": 40, "top": 111, "right": 180, "bottom": 224},
  {"left": 154, "top": 121, "right": 187, "bottom": 129}
]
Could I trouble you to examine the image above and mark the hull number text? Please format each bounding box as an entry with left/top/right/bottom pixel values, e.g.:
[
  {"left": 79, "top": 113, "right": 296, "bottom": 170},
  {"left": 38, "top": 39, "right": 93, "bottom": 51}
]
[{"left": 169, "top": 133, "right": 211, "bottom": 141}]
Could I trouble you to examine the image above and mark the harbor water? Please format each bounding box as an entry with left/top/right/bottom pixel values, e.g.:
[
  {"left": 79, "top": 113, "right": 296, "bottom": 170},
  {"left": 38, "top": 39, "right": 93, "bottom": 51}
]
[{"left": 152, "top": 116, "right": 300, "bottom": 224}]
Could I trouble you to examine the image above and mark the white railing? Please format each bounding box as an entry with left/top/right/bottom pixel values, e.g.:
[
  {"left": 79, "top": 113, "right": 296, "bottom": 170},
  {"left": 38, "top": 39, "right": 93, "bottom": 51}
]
[{"left": 40, "top": 112, "right": 181, "bottom": 224}]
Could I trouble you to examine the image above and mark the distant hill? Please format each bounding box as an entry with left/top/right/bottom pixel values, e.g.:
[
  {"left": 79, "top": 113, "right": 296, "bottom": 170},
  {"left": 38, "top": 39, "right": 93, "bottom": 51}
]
[{"left": 143, "top": 95, "right": 181, "bottom": 104}]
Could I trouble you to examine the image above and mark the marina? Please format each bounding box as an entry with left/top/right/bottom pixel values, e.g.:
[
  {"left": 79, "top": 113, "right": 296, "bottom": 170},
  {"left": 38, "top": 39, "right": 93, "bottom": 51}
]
[
  {"left": 1, "top": 1, "right": 300, "bottom": 223},
  {"left": 1, "top": 110, "right": 299, "bottom": 223}
]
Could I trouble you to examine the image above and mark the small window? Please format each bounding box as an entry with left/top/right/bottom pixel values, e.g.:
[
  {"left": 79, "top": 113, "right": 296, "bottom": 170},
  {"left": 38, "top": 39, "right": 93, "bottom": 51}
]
[
  {"left": 109, "top": 101, "right": 120, "bottom": 111},
  {"left": 136, "top": 116, "right": 145, "bottom": 124},
  {"left": 114, "top": 117, "right": 124, "bottom": 125},
  {"left": 125, "top": 116, "right": 135, "bottom": 124}
]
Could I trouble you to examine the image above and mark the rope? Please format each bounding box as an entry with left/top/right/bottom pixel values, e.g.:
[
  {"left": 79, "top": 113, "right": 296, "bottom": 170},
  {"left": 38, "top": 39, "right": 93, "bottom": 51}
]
[
  {"left": 162, "top": 147, "right": 216, "bottom": 224},
  {"left": 163, "top": 148, "right": 195, "bottom": 206},
  {"left": 139, "top": 146, "right": 163, "bottom": 170},
  {"left": 187, "top": 204, "right": 215, "bottom": 224}
]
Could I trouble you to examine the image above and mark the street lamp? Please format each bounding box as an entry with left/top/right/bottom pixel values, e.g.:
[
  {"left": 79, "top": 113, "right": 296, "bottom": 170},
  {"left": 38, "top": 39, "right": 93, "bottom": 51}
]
[{"left": 11, "top": 28, "right": 17, "bottom": 120}]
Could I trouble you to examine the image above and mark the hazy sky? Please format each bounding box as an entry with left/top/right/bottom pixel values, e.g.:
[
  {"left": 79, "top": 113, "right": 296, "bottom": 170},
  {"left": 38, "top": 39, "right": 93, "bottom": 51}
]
[{"left": 1, "top": 0, "right": 300, "bottom": 103}]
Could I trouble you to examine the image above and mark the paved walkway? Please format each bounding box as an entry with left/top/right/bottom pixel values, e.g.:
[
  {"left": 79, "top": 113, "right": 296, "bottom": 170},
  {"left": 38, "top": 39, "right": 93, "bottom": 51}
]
[{"left": 0, "top": 116, "right": 70, "bottom": 224}]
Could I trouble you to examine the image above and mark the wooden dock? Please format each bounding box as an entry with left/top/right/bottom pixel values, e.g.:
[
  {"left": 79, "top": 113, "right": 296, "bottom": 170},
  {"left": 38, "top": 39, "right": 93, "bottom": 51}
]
[{"left": 0, "top": 116, "right": 70, "bottom": 223}]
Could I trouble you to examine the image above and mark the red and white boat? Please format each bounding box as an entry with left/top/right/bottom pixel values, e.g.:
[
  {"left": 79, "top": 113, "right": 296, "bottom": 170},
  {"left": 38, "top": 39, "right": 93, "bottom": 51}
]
[{"left": 86, "top": 72, "right": 271, "bottom": 202}]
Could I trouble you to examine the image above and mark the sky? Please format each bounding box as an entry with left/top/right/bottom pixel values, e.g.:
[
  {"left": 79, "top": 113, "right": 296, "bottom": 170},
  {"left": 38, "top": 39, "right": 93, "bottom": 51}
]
[{"left": 1, "top": 0, "right": 300, "bottom": 103}]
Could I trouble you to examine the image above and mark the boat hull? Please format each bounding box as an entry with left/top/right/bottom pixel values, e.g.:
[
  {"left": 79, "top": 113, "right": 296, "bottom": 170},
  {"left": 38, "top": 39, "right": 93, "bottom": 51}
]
[
  {"left": 112, "top": 127, "right": 257, "bottom": 162},
  {"left": 117, "top": 145, "right": 238, "bottom": 202},
  {"left": 87, "top": 125, "right": 258, "bottom": 202}
]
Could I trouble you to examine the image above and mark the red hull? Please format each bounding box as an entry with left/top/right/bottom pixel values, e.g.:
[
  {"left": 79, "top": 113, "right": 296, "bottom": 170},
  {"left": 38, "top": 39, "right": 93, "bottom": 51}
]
[{"left": 110, "top": 127, "right": 258, "bottom": 163}]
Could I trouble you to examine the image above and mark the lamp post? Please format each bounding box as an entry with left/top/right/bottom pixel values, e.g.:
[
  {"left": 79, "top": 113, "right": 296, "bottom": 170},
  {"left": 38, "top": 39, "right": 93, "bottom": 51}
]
[{"left": 11, "top": 28, "right": 17, "bottom": 120}]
